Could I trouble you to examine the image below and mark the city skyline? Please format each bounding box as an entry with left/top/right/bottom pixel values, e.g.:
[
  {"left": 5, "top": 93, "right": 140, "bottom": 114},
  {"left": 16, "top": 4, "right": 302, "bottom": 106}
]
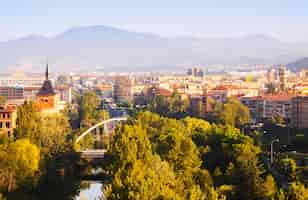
[{"left": 1, "top": 0, "right": 308, "bottom": 42}]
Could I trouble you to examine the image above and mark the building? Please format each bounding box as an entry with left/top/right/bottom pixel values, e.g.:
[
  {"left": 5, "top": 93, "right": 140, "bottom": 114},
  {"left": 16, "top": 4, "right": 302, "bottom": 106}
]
[
  {"left": 24, "top": 86, "right": 42, "bottom": 101},
  {"left": 0, "top": 104, "right": 17, "bottom": 137},
  {"left": 55, "top": 85, "right": 72, "bottom": 104},
  {"left": 241, "top": 94, "right": 293, "bottom": 123},
  {"left": 241, "top": 96, "right": 265, "bottom": 123},
  {"left": 145, "top": 86, "right": 172, "bottom": 101},
  {"left": 94, "top": 84, "right": 113, "bottom": 99},
  {"left": 278, "top": 65, "right": 287, "bottom": 92},
  {"left": 189, "top": 95, "right": 212, "bottom": 118},
  {"left": 36, "top": 65, "right": 59, "bottom": 113},
  {"left": 113, "top": 76, "right": 132, "bottom": 103},
  {"left": 0, "top": 72, "right": 45, "bottom": 87},
  {"left": 0, "top": 86, "right": 24, "bottom": 100},
  {"left": 209, "top": 85, "right": 259, "bottom": 103},
  {"left": 263, "top": 95, "right": 292, "bottom": 122},
  {"left": 291, "top": 96, "right": 308, "bottom": 129},
  {"left": 187, "top": 67, "right": 204, "bottom": 78},
  {"left": 267, "top": 68, "right": 276, "bottom": 83}
]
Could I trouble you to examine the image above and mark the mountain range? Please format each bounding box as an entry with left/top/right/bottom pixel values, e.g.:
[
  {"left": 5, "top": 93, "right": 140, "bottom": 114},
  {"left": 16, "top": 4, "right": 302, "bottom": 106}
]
[
  {"left": 287, "top": 57, "right": 308, "bottom": 72},
  {"left": 1, "top": 25, "right": 308, "bottom": 73}
]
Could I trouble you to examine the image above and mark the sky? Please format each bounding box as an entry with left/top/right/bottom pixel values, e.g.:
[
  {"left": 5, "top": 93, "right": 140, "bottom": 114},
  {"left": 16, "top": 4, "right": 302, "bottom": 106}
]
[{"left": 1, "top": 0, "right": 308, "bottom": 42}]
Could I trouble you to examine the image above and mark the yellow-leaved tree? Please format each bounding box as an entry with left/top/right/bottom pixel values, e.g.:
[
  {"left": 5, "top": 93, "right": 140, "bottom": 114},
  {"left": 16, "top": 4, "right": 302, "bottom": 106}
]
[{"left": 0, "top": 139, "right": 40, "bottom": 192}]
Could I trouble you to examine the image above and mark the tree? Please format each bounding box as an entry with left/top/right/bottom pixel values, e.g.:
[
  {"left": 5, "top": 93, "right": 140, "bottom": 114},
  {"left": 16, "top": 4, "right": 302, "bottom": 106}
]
[
  {"left": 104, "top": 124, "right": 183, "bottom": 199},
  {"left": 104, "top": 112, "right": 219, "bottom": 199},
  {"left": 96, "top": 109, "right": 110, "bottom": 121},
  {"left": 78, "top": 91, "right": 100, "bottom": 128},
  {"left": 0, "top": 97, "right": 6, "bottom": 105},
  {"left": 149, "top": 92, "right": 189, "bottom": 119},
  {"left": 276, "top": 158, "right": 297, "bottom": 181},
  {"left": 15, "top": 101, "right": 71, "bottom": 158},
  {"left": 0, "top": 139, "right": 40, "bottom": 192},
  {"left": 259, "top": 175, "right": 277, "bottom": 199},
  {"left": 33, "top": 113, "right": 71, "bottom": 157},
  {"left": 15, "top": 101, "right": 40, "bottom": 140},
  {"left": 287, "top": 182, "right": 308, "bottom": 200},
  {"left": 232, "top": 143, "right": 264, "bottom": 200},
  {"left": 213, "top": 97, "right": 250, "bottom": 128}
]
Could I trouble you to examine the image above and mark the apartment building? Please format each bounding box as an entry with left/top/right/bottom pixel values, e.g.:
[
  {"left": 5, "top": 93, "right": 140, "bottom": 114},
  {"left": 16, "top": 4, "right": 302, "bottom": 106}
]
[
  {"left": 0, "top": 104, "right": 17, "bottom": 137},
  {"left": 113, "top": 76, "right": 133, "bottom": 103},
  {"left": 291, "top": 96, "right": 308, "bottom": 129},
  {"left": 241, "top": 94, "right": 293, "bottom": 123},
  {"left": 0, "top": 86, "right": 24, "bottom": 100}
]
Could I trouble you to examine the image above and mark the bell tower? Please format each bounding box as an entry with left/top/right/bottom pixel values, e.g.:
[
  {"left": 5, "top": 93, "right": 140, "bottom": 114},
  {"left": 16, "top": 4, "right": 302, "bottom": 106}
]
[{"left": 36, "top": 64, "right": 58, "bottom": 112}]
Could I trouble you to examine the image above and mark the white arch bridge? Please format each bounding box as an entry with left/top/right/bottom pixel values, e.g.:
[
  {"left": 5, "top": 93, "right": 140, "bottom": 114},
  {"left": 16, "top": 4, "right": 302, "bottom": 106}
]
[
  {"left": 76, "top": 117, "right": 127, "bottom": 159},
  {"left": 76, "top": 117, "right": 127, "bottom": 143}
]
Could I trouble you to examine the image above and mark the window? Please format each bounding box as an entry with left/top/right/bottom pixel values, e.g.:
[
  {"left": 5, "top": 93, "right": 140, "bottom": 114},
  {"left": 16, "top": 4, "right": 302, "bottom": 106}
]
[
  {"left": 0, "top": 122, "right": 2, "bottom": 128},
  {"left": 6, "top": 122, "right": 10, "bottom": 128}
]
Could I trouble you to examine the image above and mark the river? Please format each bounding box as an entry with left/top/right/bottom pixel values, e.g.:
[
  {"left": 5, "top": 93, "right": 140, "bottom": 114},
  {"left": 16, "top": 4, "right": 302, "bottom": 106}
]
[{"left": 75, "top": 181, "right": 104, "bottom": 200}]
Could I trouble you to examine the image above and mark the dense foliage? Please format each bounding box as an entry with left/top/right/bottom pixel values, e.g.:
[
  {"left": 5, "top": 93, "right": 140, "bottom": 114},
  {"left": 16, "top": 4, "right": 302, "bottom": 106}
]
[
  {"left": 1, "top": 91, "right": 308, "bottom": 199},
  {"left": 212, "top": 97, "right": 250, "bottom": 128},
  {"left": 0, "top": 139, "right": 40, "bottom": 192},
  {"left": 149, "top": 92, "right": 190, "bottom": 119},
  {"left": 0, "top": 101, "right": 74, "bottom": 199},
  {"left": 103, "top": 111, "right": 290, "bottom": 200}
]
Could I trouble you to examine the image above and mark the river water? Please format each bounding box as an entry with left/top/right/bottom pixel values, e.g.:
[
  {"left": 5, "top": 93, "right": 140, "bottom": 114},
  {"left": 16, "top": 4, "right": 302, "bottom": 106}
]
[{"left": 75, "top": 181, "right": 104, "bottom": 200}]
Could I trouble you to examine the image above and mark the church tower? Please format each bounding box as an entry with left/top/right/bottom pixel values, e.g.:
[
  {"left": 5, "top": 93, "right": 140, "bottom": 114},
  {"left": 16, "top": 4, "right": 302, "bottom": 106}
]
[{"left": 36, "top": 64, "right": 58, "bottom": 112}]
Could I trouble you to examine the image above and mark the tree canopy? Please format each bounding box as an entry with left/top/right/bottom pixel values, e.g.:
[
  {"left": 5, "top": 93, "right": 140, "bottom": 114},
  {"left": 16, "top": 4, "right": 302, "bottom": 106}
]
[{"left": 103, "top": 111, "right": 275, "bottom": 200}]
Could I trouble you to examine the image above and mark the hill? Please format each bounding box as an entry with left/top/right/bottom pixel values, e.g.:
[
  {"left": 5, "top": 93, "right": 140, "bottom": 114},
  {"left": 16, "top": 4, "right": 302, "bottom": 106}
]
[
  {"left": 0, "top": 25, "right": 307, "bottom": 72},
  {"left": 287, "top": 57, "right": 308, "bottom": 72}
]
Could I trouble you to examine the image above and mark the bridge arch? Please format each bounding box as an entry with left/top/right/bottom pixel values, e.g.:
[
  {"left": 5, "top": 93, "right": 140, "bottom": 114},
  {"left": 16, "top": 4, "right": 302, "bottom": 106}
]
[{"left": 75, "top": 117, "right": 127, "bottom": 144}]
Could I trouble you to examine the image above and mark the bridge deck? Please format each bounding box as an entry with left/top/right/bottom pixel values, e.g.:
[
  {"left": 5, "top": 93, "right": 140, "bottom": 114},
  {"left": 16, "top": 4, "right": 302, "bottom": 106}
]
[{"left": 78, "top": 150, "right": 107, "bottom": 159}]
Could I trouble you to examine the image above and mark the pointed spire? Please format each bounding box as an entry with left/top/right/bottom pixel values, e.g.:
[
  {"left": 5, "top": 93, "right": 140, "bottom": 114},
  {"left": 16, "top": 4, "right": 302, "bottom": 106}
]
[{"left": 45, "top": 63, "right": 49, "bottom": 80}]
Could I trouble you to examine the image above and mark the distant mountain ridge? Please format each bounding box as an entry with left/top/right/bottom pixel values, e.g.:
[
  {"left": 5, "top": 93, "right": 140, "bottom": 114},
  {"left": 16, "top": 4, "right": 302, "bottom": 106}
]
[
  {"left": 0, "top": 25, "right": 308, "bottom": 72},
  {"left": 287, "top": 57, "right": 308, "bottom": 72}
]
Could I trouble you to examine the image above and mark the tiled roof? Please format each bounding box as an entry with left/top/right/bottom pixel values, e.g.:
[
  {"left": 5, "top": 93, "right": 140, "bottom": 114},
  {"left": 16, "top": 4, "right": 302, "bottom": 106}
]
[
  {"left": 37, "top": 80, "right": 56, "bottom": 96},
  {"left": 263, "top": 94, "right": 294, "bottom": 101}
]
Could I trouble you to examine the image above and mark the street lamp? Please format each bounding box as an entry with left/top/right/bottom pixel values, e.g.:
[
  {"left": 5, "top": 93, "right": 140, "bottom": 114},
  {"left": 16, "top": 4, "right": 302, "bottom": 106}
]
[{"left": 270, "top": 139, "right": 279, "bottom": 164}]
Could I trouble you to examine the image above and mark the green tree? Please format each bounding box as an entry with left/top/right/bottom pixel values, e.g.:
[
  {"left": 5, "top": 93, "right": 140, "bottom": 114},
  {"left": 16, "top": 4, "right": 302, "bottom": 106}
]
[
  {"left": 15, "top": 101, "right": 71, "bottom": 158},
  {"left": 15, "top": 101, "right": 40, "bottom": 140},
  {"left": 276, "top": 158, "right": 297, "bottom": 181},
  {"left": 232, "top": 143, "right": 265, "bottom": 200},
  {"left": 0, "top": 139, "right": 40, "bottom": 192},
  {"left": 33, "top": 113, "right": 71, "bottom": 157},
  {"left": 214, "top": 97, "right": 250, "bottom": 128},
  {"left": 104, "top": 124, "right": 183, "bottom": 199},
  {"left": 149, "top": 92, "right": 189, "bottom": 119},
  {"left": 259, "top": 175, "right": 277, "bottom": 199},
  {"left": 96, "top": 109, "right": 110, "bottom": 121},
  {"left": 104, "top": 112, "right": 220, "bottom": 199},
  {"left": 0, "top": 97, "right": 6, "bottom": 105},
  {"left": 78, "top": 91, "right": 100, "bottom": 128},
  {"left": 287, "top": 182, "right": 308, "bottom": 200}
]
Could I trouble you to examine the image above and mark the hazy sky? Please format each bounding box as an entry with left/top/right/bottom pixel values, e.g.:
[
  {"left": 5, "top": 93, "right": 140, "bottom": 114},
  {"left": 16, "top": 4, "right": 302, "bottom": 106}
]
[{"left": 1, "top": 0, "right": 308, "bottom": 42}]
